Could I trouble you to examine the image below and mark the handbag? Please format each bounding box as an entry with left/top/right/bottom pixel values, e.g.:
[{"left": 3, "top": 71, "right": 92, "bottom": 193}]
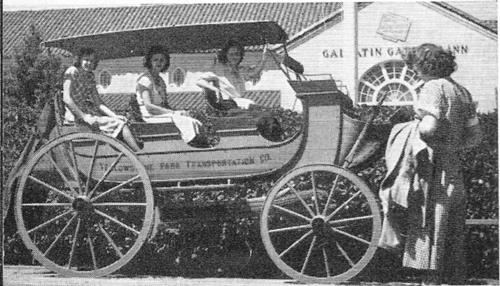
[
  {"left": 455, "top": 83, "right": 482, "bottom": 149},
  {"left": 464, "top": 114, "right": 482, "bottom": 148}
]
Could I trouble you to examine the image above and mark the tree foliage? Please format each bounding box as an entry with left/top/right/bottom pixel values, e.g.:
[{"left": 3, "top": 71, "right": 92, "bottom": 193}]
[{"left": 2, "top": 25, "right": 64, "bottom": 183}]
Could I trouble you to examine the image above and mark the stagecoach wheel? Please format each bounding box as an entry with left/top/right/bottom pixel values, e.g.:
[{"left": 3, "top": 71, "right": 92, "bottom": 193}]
[
  {"left": 15, "top": 132, "right": 153, "bottom": 277},
  {"left": 260, "top": 164, "right": 381, "bottom": 284}
]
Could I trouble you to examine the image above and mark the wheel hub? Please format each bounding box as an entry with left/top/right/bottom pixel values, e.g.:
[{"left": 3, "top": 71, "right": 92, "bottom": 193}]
[
  {"left": 72, "top": 196, "right": 93, "bottom": 214},
  {"left": 311, "top": 216, "right": 327, "bottom": 236}
]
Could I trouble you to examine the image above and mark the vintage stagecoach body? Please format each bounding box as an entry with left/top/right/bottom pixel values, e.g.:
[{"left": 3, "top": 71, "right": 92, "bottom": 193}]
[{"left": 9, "top": 21, "right": 393, "bottom": 284}]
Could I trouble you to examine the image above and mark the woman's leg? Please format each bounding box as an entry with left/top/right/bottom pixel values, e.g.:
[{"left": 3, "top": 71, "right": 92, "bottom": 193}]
[{"left": 121, "top": 125, "right": 142, "bottom": 151}]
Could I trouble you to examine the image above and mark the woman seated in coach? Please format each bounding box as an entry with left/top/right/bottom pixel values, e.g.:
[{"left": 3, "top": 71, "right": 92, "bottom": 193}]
[
  {"left": 196, "top": 39, "right": 268, "bottom": 111},
  {"left": 135, "top": 45, "right": 212, "bottom": 148},
  {"left": 196, "top": 39, "right": 284, "bottom": 142}
]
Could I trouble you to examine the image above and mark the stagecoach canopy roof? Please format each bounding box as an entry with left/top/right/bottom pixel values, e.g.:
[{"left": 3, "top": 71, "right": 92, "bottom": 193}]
[{"left": 42, "top": 21, "right": 288, "bottom": 60}]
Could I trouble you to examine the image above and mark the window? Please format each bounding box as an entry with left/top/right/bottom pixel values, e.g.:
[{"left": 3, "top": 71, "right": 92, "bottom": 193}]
[
  {"left": 99, "top": 70, "right": 112, "bottom": 89},
  {"left": 357, "top": 60, "right": 424, "bottom": 105},
  {"left": 172, "top": 67, "right": 185, "bottom": 87}
]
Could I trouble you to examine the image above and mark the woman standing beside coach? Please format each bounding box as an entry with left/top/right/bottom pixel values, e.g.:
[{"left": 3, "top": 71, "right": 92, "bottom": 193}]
[{"left": 400, "top": 43, "right": 478, "bottom": 285}]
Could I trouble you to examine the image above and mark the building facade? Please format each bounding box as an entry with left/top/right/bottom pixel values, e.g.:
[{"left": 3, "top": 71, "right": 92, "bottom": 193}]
[{"left": 3, "top": 2, "right": 497, "bottom": 112}]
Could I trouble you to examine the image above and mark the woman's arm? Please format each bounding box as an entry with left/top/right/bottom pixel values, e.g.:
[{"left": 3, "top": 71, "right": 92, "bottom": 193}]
[
  {"left": 98, "top": 104, "right": 128, "bottom": 121},
  {"left": 140, "top": 89, "right": 175, "bottom": 115},
  {"left": 196, "top": 72, "right": 223, "bottom": 102},
  {"left": 196, "top": 72, "right": 220, "bottom": 92},
  {"left": 245, "top": 45, "right": 268, "bottom": 79},
  {"left": 414, "top": 80, "right": 446, "bottom": 141},
  {"left": 63, "top": 79, "right": 96, "bottom": 124}
]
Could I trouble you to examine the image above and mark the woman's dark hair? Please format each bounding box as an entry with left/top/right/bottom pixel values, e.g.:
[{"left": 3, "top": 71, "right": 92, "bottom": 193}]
[
  {"left": 217, "top": 39, "right": 245, "bottom": 65},
  {"left": 73, "top": 47, "right": 99, "bottom": 70},
  {"left": 144, "top": 45, "right": 170, "bottom": 72},
  {"left": 402, "top": 43, "right": 457, "bottom": 78}
]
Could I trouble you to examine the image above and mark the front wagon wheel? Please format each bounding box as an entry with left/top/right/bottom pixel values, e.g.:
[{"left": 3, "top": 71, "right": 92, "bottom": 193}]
[
  {"left": 15, "top": 132, "right": 154, "bottom": 277},
  {"left": 260, "top": 164, "right": 381, "bottom": 284}
]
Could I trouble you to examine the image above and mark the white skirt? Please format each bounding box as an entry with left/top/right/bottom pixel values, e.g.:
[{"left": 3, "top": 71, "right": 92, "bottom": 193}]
[{"left": 142, "top": 113, "right": 202, "bottom": 143}]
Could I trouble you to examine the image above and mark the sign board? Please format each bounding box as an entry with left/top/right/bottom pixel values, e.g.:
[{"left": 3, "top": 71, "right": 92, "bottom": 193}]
[{"left": 377, "top": 13, "right": 412, "bottom": 42}]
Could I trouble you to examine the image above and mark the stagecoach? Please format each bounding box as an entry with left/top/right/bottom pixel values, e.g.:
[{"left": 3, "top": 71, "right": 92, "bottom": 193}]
[{"left": 8, "top": 21, "right": 394, "bottom": 284}]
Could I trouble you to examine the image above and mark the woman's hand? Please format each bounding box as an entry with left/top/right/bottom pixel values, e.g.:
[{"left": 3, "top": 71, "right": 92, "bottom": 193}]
[
  {"left": 215, "top": 89, "right": 224, "bottom": 103},
  {"left": 262, "top": 44, "right": 269, "bottom": 59},
  {"left": 115, "top": 114, "right": 128, "bottom": 122},
  {"left": 418, "top": 115, "right": 439, "bottom": 139},
  {"left": 82, "top": 114, "right": 97, "bottom": 125},
  {"left": 174, "top": 110, "right": 189, "bottom": 117}
]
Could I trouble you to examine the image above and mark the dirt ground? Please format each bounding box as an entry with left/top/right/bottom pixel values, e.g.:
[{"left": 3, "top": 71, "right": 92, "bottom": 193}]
[{"left": 3, "top": 265, "right": 499, "bottom": 286}]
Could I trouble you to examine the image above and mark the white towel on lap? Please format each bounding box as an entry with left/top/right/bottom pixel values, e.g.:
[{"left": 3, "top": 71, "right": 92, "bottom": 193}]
[
  {"left": 171, "top": 113, "right": 202, "bottom": 143},
  {"left": 143, "top": 113, "right": 201, "bottom": 143},
  {"left": 232, "top": 97, "right": 255, "bottom": 109},
  {"left": 95, "top": 116, "right": 126, "bottom": 138}
]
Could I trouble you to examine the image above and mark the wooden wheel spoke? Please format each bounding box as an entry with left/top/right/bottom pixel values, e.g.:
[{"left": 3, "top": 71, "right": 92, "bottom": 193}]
[
  {"left": 22, "top": 203, "right": 72, "bottom": 207},
  {"left": 27, "top": 210, "right": 73, "bottom": 234},
  {"left": 301, "top": 236, "right": 316, "bottom": 274},
  {"left": 68, "top": 141, "right": 83, "bottom": 194},
  {"left": 87, "top": 235, "right": 98, "bottom": 270},
  {"left": 322, "top": 174, "right": 340, "bottom": 216},
  {"left": 94, "top": 209, "right": 140, "bottom": 235},
  {"left": 27, "top": 176, "right": 73, "bottom": 201},
  {"left": 93, "top": 202, "right": 147, "bottom": 207},
  {"left": 310, "top": 171, "right": 320, "bottom": 214},
  {"left": 330, "top": 227, "right": 370, "bottom": 245},
  {"left": 269, "top": 224, "right": 311, "bottom": 234},
  {"left": 336, "top": 242, "right": 355, "bottom": 267},
  {"left": 322, "top": 247, "right": 331, "bottom": 277},
  {"left": 44, "top": 214, "right": 77, "bottom": 256},
  {"left": 279, "top": 230, "right": 313, "bottom": 258},
  {"left": 98, "top": 224, "right": 124, "bottom": 258},
  {"left": 275, "top": 187, "right": 291, "bottom": 198},
  {"left": 287, "top": 183, "right": 315, "bottom": 217},
  {"left": 326, "top": 190, "right": 362, "bottom": 221},
  {"left": 328, "top": 214, "right": 373, "bottom": 225},
  {"left": 91, "top": 175, "right": 141, "bottom": 202},
  {"left": 45, "top": 153, "right": 79, "bottom": 197},
  {"left": 85, "top": 140, "right": 100, "bottom": 196},
  {"left": 272, "top": 204, "right": 312, "bottom": 223},
  {"left": 87, "top": 152, "right": 124, "bottom": 198},
  {"left": 68, "top": 218, "right": 82, "bottom": 269}
]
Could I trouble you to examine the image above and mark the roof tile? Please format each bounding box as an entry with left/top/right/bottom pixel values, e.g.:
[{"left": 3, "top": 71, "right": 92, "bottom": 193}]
[
  {"left": 3, "top": 3, "right": 341, "bottom": 56},
  {"left": 100, "top": 90, "right": 281, "bottom": 113},
  {"left": 4, "top": 2, "right": 494, "bottom": 58}
]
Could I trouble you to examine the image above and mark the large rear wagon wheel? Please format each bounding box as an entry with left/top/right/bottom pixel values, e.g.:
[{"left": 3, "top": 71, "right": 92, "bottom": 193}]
[
  {"left": 260, "top": 164, "right": 381, "bottom": 284},
  {"left": 15, "top": 132, "right": 154, "bottom": 277}
]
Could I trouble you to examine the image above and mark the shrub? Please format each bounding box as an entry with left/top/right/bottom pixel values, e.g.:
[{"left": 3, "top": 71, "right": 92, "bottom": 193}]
[{"left": 2, "top": 24, "right": 64, "bottom": 191}]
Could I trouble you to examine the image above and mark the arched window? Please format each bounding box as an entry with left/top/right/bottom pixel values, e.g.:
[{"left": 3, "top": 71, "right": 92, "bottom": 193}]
[
  {"left": 358, "top": 60, "right": 424, "bottom": 105},
  {"left": 99, "top": 70, "right": 112, "bottom": 89},
  {"left": 172, "top": 67, "right": 185, "bottom": 87}
]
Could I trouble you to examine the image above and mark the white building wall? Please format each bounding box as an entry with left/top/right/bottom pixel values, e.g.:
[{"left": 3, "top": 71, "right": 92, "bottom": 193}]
[
  {"left": 95, "top": 51, "right": 288, "bottom": 96},
  {"left": 291, "top": 2, "right": 497, "bottom": 112},
  {"left": 93, "top": 2, "right": 497, "bottom": 112},
  {"left": 360, "top": 2, "right": 497, "bottom": 112}
]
